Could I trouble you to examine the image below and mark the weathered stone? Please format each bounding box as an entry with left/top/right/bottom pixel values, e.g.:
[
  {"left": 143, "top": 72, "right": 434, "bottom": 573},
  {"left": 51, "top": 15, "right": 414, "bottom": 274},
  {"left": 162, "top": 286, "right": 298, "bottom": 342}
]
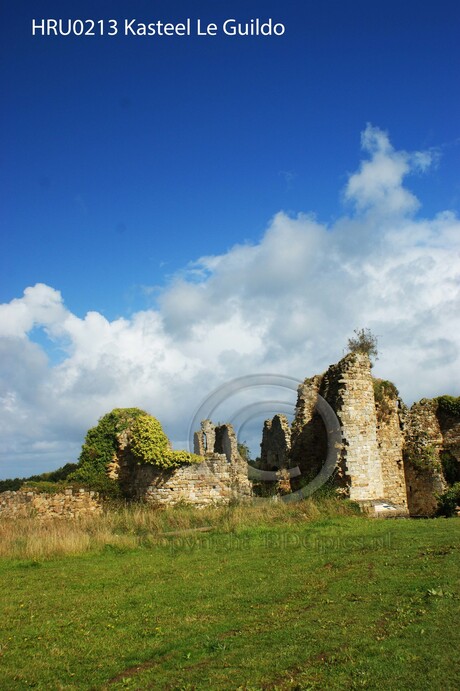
[
  {"left": 403, "top": 399, "right": 446, "bottom": 516},
  {"left": 290, "top": 353, "right": 389, "bottom": 504},
  {"left": 260, "top": 414, "right": 291, "bottom": 471},
  {"left": 0, "top": 489, "right": 102, "bottom": 519},
  {"left": 375, "top": 386, "right": 408, "bottom": 508},
  {"left": 128, "top": 450, "right": 252, "bottom": 508},
  {"left": 291, "top": 375, "right": 328, "bottom": 479},
  {"left": 3, "top": 356, "right": 457, "bottom": 518},
  {"left": 118, "top": 420, "right": 252, "bottom": 507},
  {"left": 288, "top": 354, "right": 458, "bottom": 516}
]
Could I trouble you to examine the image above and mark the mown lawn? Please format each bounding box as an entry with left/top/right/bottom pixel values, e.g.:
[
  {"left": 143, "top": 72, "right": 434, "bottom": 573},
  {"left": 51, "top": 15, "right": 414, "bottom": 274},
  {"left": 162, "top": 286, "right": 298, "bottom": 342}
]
[{"left": 1, "top": 513, "right": 459, "bottom": 690}]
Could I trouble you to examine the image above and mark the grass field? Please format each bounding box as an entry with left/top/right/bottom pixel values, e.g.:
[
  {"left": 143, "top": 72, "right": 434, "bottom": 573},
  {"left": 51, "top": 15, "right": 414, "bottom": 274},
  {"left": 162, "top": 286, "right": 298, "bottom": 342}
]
[{"left": 0, "top": 501, "right": 459, "bottom": 690}]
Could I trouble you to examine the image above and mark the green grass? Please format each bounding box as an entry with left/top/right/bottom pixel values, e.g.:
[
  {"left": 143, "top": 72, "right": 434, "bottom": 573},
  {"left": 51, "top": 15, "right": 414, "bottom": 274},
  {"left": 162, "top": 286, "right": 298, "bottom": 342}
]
[{"left": 0, "top": 507, "right": 459, "bottom": 690}]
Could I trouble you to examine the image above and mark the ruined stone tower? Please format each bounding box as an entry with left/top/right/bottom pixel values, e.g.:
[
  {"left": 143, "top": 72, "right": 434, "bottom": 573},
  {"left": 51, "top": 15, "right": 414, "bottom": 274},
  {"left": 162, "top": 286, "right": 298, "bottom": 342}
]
[
  {"left": 288, "top": 352, "right": 406, "bottom": 509},
  {"left": 260, "top": 352, "right": 459, "bottom": 515}
]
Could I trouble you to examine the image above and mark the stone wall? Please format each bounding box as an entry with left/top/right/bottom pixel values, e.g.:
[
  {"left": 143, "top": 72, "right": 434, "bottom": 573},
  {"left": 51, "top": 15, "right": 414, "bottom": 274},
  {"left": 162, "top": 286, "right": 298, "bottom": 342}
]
[
  {"left": 4, "top": 362, "right": 456, "bottom": 518},
  {"left": 0, "top": 488, "right": 102, "bottom": 519},
  {"left": 288, "top": 354, "right": 412, "bottom": 512},
  {"left": 290, "top": 375, "right": 327, "bottom": 478},
  {"left": 291, "top": 353, "right": 389, "bottom": 503},
  {"left": 124, "top": 421, "right": 252, "bottom": 507},
  {"left": 321, "top": 353, "right": 385, "bottom": 502},
  {"left": 375, "top": 386, "right": 408, "bottom": 508},
  {"left": 260, "top": 414, "right": 291, "bottom": 470},
  {"left": 127, "top": 452, "right": 252, "bottom": 507},
  {"left": 403, "top": 400, "right": 447, "bottom": 516}
]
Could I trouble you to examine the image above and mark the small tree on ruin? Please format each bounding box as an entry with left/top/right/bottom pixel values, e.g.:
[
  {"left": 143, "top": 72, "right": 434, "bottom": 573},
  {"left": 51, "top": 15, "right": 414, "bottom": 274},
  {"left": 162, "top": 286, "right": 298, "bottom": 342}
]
[{"left": 347, "top": 328, "right": 378, "bottom": 365}]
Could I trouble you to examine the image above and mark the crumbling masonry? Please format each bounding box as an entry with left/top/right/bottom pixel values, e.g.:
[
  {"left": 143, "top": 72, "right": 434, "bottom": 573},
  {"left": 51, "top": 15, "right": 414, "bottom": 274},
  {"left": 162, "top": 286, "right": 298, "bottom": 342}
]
[
  {"left": 124, "top": 351, "right": 459, "bottom": 515},
  {"left": 101, "top": 352, "right": 460, "bottom": 514},
  {"left": 1, "top": 353, "right": 458, "bottom": 517},
  {"left": 260, "top": 352, "right": 459, "bottom": 516},
  {"left": 114, "top": 421, "right": 252, "bottom": 508}
]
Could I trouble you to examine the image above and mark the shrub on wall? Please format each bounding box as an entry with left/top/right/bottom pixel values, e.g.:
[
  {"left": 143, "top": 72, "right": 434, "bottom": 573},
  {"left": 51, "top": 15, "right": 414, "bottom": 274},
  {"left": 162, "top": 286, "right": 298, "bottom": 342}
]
[
  {"left": 129, "top": 414, "right": 202, "bottom": 469},
  {"left": 68, "top": 408, "right": 147, "bottom": 495},
  {"left": 347, "top": 328, "right": 378, "bottom": 364},
  {"left": 436, "top": 482, "right": 460, "bottom": 517},
  {"left": 373, "top": 379, "right": 399, "bottom": 421},
  {"left": 436, "top": 395, "right": 460, "bottom": 418},
  {"left": 68, "top": 408, "right": 202, "bottom": 494},
  {"left": 404, "top": 431, "right": 441, "bottom": 474}
]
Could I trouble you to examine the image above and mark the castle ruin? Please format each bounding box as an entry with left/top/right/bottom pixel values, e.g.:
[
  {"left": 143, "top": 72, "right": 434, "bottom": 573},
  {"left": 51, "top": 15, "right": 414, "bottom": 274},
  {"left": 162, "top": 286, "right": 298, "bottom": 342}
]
[
  {"left": 122, "top": 351, "right": 459, "bottom": 516},
  {"left": 1, "top": 352, "right": 459, "bottom": 518},
  {"left": 260, "top": 352, "right": 459, "bottom": 516}
]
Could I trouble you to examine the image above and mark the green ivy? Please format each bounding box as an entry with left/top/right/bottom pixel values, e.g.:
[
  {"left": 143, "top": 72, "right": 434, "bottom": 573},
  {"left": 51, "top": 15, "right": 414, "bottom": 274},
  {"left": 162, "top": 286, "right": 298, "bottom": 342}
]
[
  {"left": 373, "top": 378, "right": 399, "bottom": 421},
  {"left": 129, "top": 414, "right": 202, "bottom": 468},
  {"left": 129, "top": 414, "right": 170, "bottom": 463},
  {"left": 68, "top": 408, "right": 202, "bottom": 494},
  {"left": 164, "top": 449, "right": 203, "bottom": 467},
  {"left": 68, "top": 408, "right": 147, "bottom": 496},
  {"left": 436, "top": 395, "right": 460, "bottom": 418},
  {"left": 405, "top": 435, "right": 441, "bottom": 473}
]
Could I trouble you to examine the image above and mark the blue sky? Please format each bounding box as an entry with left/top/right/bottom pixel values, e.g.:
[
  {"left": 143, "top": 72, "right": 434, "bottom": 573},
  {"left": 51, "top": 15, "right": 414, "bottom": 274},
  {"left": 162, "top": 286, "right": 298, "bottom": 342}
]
[{"left": 1, "top": 1, "right": 459, "bottom": 478}]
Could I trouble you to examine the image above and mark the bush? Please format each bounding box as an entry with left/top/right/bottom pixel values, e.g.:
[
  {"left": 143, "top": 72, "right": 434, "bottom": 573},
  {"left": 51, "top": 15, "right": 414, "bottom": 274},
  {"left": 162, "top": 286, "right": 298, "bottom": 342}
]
[
  {"left": 68, "top": 408, "right": 148, "bottom": 496},
  {"left": 347, "top": 328, "right": 378, "bottom": 364},
  {"left": 0, "top": 477, "right": 25, "bottom": 492},
  {"left": 68, "top": 408, "right": 202, "bottom": 494},
  {"left": 129, "top": 414, "right": 202, "bottom": 469},
  {"left": 237, "top": 441, "right": 252, "bottom": 463},
  {"left": 373, "top": 379, "right": 399, "bottom": 420},
  {"left": 436, "top": 395, "right": 460, "bottom": 418},
  {"left": 437, "top": 482, "right": 460, "bottom": 517}
]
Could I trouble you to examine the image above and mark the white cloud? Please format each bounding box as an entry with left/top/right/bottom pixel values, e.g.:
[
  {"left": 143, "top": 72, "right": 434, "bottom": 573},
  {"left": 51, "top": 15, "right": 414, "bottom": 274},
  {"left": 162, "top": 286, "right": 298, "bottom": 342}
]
[
  {"left": 344, "top": 123, "right": 432, "bottom": 215},
  {"left": 0, "top": 284, "right": 67, "bottom": 339},
  {"left": 1, "top": 125, "right": 459, "bottom": 478}
]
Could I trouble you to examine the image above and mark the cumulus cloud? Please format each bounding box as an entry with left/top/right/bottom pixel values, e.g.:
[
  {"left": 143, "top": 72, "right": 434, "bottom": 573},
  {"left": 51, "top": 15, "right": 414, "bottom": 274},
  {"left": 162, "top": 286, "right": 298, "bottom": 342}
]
[
  {"left": 344, "top": 123, "right": 427, "bottom": 215},
  {"left": 0, "top": 283, "right": 68, "bottom": 338},
  {"left": 1, "top": 125, "right": 459, "bottom": 477}
]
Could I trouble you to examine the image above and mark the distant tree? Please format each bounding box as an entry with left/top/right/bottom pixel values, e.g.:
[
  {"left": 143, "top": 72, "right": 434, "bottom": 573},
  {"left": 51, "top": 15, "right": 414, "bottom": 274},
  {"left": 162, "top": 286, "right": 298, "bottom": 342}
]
[
  {"left": 347, "top": 328, "right": 378, "bottom": 364},
  {"left": 0, "top": 463, "right": 78, "bottom": 493},
  {"left": 0, "top": 477, "right": 23, "bottom": 492}
]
